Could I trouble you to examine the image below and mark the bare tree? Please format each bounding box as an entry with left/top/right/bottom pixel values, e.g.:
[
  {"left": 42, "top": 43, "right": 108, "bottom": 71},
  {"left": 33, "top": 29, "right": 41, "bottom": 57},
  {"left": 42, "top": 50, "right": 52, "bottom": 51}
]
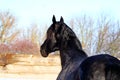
[
  {"left": 0, "top": 11, "right": 19, "bottom": 43},
  {"left": 106, "top": 21, "right": 120, "bottom": 56},
  {"left": 69, "top": 15, "right": 120, "bottom": 56},
  {"left": 72, "top": 15, "right": 96, "bottom": 55},
  {"left": 28, "top": 24, "right": 40, "bottom": 44},
  {"left": 96, "top": 16, "right": 111, "bottom": 54},
  {"left": 96, "top": 16, "right": 120, "bottom": 56}
]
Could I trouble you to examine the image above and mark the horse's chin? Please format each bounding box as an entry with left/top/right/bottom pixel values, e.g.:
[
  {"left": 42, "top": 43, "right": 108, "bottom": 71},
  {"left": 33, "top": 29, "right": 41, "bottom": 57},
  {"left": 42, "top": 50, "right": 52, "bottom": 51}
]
[{"left": 42, "top": 54, "right": 48, "bottom": 57}]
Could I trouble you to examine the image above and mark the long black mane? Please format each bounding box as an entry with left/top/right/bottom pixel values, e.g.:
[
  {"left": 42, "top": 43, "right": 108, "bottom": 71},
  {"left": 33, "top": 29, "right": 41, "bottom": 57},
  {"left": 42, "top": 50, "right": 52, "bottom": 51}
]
[{"left": 40, "top": 15, "right": 120, "bottom": 80}]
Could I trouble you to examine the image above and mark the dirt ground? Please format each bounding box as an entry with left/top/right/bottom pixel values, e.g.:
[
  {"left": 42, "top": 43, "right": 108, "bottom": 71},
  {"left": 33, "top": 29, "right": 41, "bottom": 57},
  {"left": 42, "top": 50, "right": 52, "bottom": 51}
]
[{"left": 0, "top": 54, "right": 61, "bottom": 80}]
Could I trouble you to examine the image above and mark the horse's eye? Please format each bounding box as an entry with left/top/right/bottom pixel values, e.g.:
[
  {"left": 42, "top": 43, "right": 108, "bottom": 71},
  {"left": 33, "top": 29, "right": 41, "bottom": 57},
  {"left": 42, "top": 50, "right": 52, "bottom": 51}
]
[{"left": 56, "top": 34, "right": 60, "bottom": 39}]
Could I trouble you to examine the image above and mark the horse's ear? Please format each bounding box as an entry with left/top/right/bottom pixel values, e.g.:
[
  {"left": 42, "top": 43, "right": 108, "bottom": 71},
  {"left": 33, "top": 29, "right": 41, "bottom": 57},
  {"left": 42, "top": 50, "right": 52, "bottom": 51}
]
[
  {"left": 52, "top": 15, "right": 56, "bottom": 23},
  {"left": 60, "top": 16, "right": 64, "bottom": 23}
]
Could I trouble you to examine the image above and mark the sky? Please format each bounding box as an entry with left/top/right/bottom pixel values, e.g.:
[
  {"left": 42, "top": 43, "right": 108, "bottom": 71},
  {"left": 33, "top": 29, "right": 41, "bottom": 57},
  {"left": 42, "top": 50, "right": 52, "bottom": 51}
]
[{"left": 0, "top": 0, "right": 120, "bottom": 28}]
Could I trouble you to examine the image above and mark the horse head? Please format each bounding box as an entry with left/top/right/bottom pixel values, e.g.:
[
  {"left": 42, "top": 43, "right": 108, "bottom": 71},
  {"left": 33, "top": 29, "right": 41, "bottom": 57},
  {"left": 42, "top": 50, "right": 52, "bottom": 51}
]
[{"left": 40, "top": 15, "right": 82, "bottom": 57}]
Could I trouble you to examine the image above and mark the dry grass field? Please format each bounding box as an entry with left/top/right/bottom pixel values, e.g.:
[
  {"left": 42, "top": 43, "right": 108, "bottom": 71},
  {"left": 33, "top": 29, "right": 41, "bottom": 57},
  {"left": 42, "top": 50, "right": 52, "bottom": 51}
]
[{"left": 0, "top": 53, "right": 61, "bottom": 80}]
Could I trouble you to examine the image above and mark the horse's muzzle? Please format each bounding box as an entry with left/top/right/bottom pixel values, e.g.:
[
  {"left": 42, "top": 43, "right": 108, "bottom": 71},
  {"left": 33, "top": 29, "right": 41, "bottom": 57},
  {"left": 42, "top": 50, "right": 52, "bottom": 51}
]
[{"left": 40, "top": 48, "right": 48, "bottom": 57}]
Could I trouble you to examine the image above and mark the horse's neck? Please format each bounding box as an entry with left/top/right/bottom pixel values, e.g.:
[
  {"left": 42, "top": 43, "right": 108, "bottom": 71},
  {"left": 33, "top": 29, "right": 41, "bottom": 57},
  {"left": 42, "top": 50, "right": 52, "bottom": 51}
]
[
  {"left": 59, "top": 38, "right": 87, "bottom": 68},
  {"left": 60, "top": 49, "right": 87, "bottom": 68}
]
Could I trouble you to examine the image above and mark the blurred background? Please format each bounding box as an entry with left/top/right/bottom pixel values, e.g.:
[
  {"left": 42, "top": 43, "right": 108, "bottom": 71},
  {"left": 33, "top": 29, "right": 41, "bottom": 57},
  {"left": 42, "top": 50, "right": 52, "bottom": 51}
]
[{"left": 0, "top": 0, "right": 120, "bottom": 80}]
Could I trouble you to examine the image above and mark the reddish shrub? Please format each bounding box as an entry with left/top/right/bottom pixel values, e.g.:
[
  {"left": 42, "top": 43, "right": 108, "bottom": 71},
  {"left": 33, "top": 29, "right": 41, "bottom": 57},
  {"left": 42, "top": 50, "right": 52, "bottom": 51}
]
[
  {"left": 11, "top": 39, "right": 39, "bottom": 54},
  {"left": 0, "top": 43, "right": 10, "bottom": 54}
]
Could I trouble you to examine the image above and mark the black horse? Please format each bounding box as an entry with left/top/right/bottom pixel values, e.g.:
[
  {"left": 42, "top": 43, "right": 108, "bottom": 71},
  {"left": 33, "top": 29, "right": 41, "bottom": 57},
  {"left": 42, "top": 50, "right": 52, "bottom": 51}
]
[{"left": 40, "top": 15, "right": 120, "bottom": 80}]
